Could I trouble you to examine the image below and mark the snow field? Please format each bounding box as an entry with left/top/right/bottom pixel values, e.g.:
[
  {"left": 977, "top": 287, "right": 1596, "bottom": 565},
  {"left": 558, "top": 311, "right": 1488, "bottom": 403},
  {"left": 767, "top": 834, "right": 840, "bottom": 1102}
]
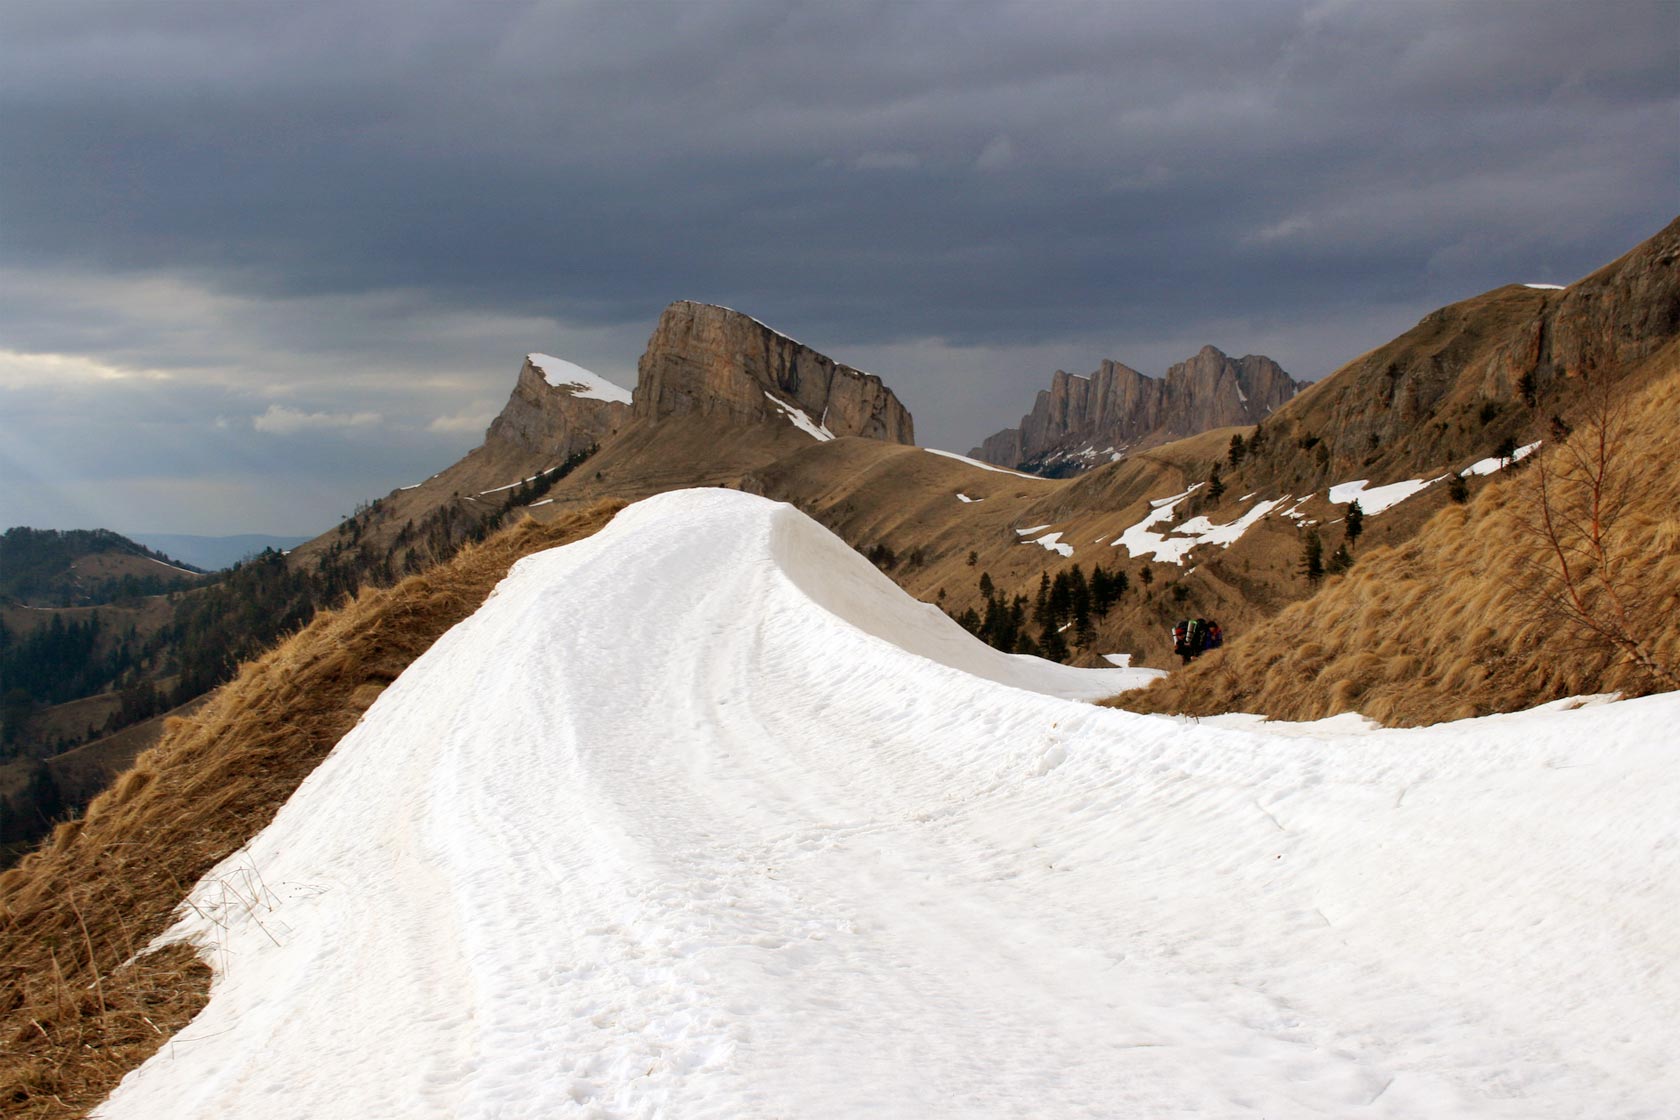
[{"left": 98, "top": 490, "right": 1679, "bottom": 1120}]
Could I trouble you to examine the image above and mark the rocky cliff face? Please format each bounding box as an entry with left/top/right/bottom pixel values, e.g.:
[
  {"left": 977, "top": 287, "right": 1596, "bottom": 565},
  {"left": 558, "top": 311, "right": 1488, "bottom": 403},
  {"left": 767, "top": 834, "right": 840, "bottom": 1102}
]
[
  {"left": 972, "top": 346, "right": 1302, "bottom": 474},
  {"left": 633, "top": 301, "right": 915, "bottom": 444},
  {"left": 484, "top": 354, "right": 632, "bottom": 461}
]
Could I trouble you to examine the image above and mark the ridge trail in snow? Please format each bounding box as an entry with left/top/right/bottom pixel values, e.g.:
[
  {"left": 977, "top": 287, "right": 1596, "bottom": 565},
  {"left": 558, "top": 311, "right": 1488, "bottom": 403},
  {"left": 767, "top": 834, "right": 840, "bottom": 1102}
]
[{"left": 99, "top": 490, "right": 1678, "bottom": 1120}]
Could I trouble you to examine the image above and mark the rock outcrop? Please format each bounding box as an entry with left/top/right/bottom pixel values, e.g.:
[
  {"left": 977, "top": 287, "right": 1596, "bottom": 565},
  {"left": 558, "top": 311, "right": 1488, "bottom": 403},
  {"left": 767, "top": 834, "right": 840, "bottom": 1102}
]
[
  {"left": 484, "top": 354, "right": 632, "bottom": 461},
  {"left": 633, "top": 301, "right": 915, "bottom": 444},
  {"left": 972, "top": 346, "right": 1302, "bottom": 474}
]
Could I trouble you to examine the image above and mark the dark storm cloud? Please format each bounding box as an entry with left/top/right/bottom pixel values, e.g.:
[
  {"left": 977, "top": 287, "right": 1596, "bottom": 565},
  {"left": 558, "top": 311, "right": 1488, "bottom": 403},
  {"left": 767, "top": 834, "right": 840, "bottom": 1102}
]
[{"left": 1, "top": 0, "right": 1675, "bottom": 529}]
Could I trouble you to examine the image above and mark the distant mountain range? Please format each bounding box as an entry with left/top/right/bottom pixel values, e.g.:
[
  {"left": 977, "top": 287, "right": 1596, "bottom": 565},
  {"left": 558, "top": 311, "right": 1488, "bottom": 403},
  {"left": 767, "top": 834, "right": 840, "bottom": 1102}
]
[{"left": 971, "top": 345, "right": 1306, "bottom": 476}]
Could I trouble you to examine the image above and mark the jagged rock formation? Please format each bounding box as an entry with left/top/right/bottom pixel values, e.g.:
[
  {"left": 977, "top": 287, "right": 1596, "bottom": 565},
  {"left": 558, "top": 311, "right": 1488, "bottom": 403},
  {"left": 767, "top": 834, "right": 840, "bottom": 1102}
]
[
  {"left": 972, "top": 345, "right": 1302, "bottom": 475},
  {"left": 634, "top": 301, "right": 915, "bottom": 444},
  {"left": 484, "top": 354, "right": 632, "bottom": 462}
]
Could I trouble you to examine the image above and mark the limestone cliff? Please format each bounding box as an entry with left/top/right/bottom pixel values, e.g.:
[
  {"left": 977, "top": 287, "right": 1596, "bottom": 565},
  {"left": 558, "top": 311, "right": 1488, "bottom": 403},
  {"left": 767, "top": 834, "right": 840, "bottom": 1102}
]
[
  {"left": 633, "top": 301, "right": 915, "bottom": 444},
  {"left": 972, "top": 346, "right": 1302, "bottom": 474},
  {"left": 484, "top": 354, "right": 632, "bottom": 461}
]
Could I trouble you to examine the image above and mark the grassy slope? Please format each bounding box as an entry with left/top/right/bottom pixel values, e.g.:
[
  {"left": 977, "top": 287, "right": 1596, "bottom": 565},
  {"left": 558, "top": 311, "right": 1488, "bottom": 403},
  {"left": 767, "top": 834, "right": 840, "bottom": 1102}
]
[
  {"left": 0, "top": 502, "right": 623, "bottom": 1119},
  {"left": 1109, "top": 347, "right": 1680, "bottom": 725}
]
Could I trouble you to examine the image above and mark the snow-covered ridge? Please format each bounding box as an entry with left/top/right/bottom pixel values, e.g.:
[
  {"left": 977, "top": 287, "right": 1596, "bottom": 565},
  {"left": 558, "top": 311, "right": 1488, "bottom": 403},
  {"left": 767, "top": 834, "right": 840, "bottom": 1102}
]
[
  {"left": 528, "top": 353, "right": 633, "bottom": 404},
  {"left": 99, "top": 490, "right": 1677, "bottom": 1119}
]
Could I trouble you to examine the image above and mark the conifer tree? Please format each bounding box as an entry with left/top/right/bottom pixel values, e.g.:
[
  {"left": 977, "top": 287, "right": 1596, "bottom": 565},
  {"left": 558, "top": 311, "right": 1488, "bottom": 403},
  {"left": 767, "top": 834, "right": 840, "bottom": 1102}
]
[
  {"left": 1075, "top": 602, "right": 1096, "bottom": 648},
  {"left": 1048, "top": 571, "right": 1072, "bottom": 624},
  {"left": 1344, "top": 500, "right": 1364, "bottom": 543},
  {"left": 1089, "top": 564, "right": 1120, "bottom": 617},
  {"left": 1301, "top": 530, "right": 1325, "bottom": 584},
  {"left": 1039, "top": 621, "right": 1070, "bottom": 663},
  {"left": 1069, "top": 565, "right": 1091, "bottom": 621}
]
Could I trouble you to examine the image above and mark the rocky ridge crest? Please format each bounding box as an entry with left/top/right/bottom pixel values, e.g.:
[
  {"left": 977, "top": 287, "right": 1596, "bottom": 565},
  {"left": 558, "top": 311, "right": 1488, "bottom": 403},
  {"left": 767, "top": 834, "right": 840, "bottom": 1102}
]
[{"left": 972, "top": 345, "right": 1302, "bottom": 475}]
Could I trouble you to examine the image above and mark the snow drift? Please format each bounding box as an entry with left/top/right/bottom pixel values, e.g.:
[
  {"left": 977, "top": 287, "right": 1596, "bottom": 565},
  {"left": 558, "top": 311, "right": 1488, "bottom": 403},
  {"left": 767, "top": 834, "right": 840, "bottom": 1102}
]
[{"left": 99, "top": 489, "right": 1677, "bottom": 1119}]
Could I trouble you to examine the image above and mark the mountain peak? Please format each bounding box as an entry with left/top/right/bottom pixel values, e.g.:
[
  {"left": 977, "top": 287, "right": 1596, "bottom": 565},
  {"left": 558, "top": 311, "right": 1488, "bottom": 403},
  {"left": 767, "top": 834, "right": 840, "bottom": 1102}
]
[
  {"left": 633, "top": 301, "right": 915, "bottom": 444},
  {"left": 483, "top": 354, "right": 632, "bottom": 459}
]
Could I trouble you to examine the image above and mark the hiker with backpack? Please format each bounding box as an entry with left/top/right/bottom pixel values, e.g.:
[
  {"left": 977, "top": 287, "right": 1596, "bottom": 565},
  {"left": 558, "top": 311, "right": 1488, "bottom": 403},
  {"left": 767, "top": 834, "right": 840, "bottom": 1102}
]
[{"left": 1172, "top": 617, "right": 1223, "bottom": 665}]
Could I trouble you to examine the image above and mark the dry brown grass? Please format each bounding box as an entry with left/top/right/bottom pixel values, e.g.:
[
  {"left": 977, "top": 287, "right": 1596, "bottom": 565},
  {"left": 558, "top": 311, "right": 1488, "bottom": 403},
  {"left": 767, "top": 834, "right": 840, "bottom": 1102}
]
[
  {"left": 1110, "top": 357, "right": 1680, "bottom": 726},
  {"left": 0, "top": 502, "right": 622, "bottom": 1119}
]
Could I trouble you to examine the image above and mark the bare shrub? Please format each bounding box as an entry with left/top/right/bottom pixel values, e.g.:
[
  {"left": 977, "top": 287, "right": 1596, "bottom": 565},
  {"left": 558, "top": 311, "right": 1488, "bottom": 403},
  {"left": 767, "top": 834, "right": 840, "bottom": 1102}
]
[{"left": 1521, "top": 378, "right": 1678, "bottom": 690}]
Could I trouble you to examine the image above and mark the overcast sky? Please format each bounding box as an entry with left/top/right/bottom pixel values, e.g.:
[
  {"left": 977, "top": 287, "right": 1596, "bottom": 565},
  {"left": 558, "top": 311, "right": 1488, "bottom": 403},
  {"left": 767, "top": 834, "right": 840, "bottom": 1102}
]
[{"left": 2, "top": 1, "right": 1675, "bottom": 535}]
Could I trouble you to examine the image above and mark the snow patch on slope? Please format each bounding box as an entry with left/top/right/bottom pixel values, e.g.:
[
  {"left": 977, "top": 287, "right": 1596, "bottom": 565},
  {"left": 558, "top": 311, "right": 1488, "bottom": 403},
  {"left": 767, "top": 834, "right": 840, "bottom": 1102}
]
[
  {"left": 1114, "top": 484, "right": 1290, "bottom": 565},
  {"left": 1026, "top": 531, "right": 1073, "bottom": 557},
  {"left": 1326, "top": 475, "right": 1447, "bottom": 515},
  {"left": 762, "top": 392, "right": 835, "bottom": 441},
  {"left": 1461, "top": 441, "right": 1542, "bottom": 477},
  {"left": 528, "top": 353, "right": 633, "bottom": 404}
]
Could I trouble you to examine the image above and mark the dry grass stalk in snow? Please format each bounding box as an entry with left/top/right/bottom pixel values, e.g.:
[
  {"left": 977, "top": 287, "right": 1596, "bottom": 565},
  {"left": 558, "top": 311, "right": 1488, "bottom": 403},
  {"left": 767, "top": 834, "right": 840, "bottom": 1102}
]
[
  {"left": 0, "top": 502, "right": 623, "bottom": 1119},
  {"left": 1110, "top": 355, "right": 1680, "bottom": 726}
]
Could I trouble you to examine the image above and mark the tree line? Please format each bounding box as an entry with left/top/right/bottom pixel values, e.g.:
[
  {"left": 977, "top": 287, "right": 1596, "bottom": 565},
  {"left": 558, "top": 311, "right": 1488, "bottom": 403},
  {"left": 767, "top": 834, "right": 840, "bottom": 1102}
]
[{"left": 952, "top": 562, "right": 1128, "bottom": 662}]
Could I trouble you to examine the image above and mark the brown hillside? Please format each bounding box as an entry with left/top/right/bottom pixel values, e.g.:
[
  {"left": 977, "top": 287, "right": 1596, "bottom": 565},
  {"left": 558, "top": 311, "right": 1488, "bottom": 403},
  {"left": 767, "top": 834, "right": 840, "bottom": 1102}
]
[
  {"left": 0, "top": 501, "right": 622, "bottom": 1120},
  {"left": 1110, "top": 344, "right": 1680, "bottom": 726},
  {"left": 1244, "top": 215, "right": 1680, "bottom": 494}
]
